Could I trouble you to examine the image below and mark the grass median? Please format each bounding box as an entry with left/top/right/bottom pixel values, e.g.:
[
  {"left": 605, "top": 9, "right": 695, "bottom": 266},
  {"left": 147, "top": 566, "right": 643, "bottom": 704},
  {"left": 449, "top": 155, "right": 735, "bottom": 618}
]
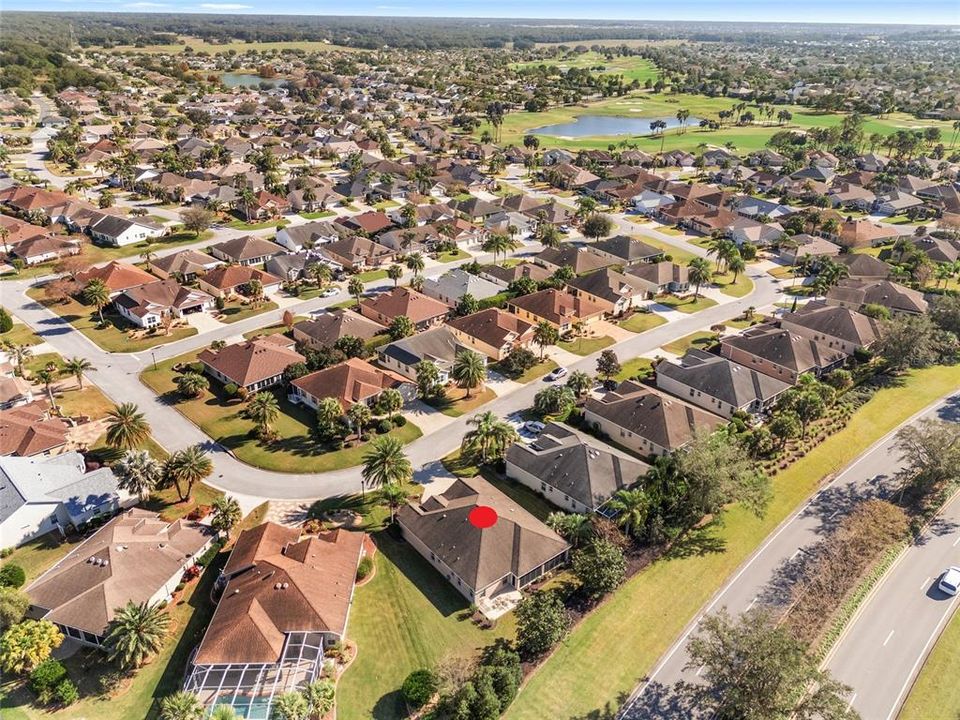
[{"left": 503, "top": 363, "right": 960, "bottom": 720}]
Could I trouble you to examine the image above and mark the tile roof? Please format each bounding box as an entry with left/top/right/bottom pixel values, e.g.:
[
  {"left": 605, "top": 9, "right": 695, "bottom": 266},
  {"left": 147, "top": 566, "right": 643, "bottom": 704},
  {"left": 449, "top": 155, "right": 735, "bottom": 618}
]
[
  {"left": 291, "top": 357, "right": 409, "bottom": 411},
  {"left": 198, "top": 336, "right": 304, "bottom": 388},
  {"left": 360, "top": 287, "right": 449, "bottom": 325},
  {"left": 0, "top": 401, "right": 68, "bottom": 457},
  {"left": 75, "top": 261, "right": 158, "bottom": 294}
]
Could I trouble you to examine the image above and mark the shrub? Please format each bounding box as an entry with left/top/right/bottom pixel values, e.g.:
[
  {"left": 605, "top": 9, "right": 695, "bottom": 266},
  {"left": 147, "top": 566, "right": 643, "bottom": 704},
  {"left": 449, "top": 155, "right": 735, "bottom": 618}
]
[
  {"left": 392, "top": 415, "right": 406, "bottom": 427},
  {"left": 223, "top": 382, "right": 239, "bottom": 398},
  {"left": 0, "top": 548, "right": 11, "bottom": 558},
  {"left": 0, "top": 563, "right": 26, "bottom": 588},
  {"left": 188, "top": 361, "right": 205, "bottom": 374},
  {"left": 356, "top": 555, "right": 374, "bottom": 581},
  {"left": 401, "top": 668, "right": 438, "bottom": 709},
  {"left": 195, "top": 540, "right": 224, "bottom": 568},
  {"left": 377, "top": 418, "right": 392, "bottom": 434},
  {"left": 98, "top": 669, "right": 123, "bottom": 695},
  {"left": 55, "top": 679, "right": 79, "bottom": 706},
  {"left": 29, "top": 659, "right": 67, "bottom": 699}
]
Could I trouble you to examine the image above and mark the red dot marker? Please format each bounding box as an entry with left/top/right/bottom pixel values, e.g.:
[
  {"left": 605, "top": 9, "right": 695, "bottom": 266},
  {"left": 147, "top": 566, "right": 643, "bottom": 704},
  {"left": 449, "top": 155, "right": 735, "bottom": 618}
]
[{"left": 469, "top": 506, "right": 498, "bottom": 529}]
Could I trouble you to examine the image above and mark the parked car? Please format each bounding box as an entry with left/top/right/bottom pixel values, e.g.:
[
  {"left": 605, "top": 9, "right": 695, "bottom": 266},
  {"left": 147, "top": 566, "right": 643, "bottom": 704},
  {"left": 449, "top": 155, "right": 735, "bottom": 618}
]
[
  {"left": 546, "top": 367, "right": 568, "bottom": 382},
  {"left": 523, "top": 420, "right": 545, "bottom": 434},
  {"left": 320, "top": 287, "right": 339, "bottom": 298},
  {"left": 939, "top": 566, "right": 960, "bottom": 595}
]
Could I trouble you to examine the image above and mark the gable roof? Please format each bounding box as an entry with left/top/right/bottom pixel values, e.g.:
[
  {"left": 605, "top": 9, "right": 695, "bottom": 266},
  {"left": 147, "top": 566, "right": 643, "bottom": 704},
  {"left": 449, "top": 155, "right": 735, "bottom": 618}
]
[
  {"left": 589, "top": 235, "right": 663, "bottom": 263},
  {"left": 0, "top": 401, "right": 68, "bottom": 457},
  {"left": 826, "top": 279, "right": 928, "bottom": 315},
  {"left": 75, "top": 261, "right": 158, "bottom": 294},
  {"left": 721, "top": 323, "right": 849, "bottom": 372},
  {"left": 397, "top": 476, "right": 570, "bottom": 593},
  {"left": 360, "top": 286, "right": 449, "bottom": 324},
  {"left": 291, "top": 358, "right": 410, "bottom": 411},
  {"left": 505, "top": 422, "right": 648, "bottom": 510},
  {"left": 193, "top": 523, "right": 364, "bottom": 665},
  {"left": 657, "top": 350, "right": 791, "bottom": 409},
  {"left": 566, "top": 267, "right": 650, "bottom": 304},
  {"left": 447, "top": 308, "right": 534, "bottom": 350},
  {"left": 535, "top": 245, "right": 615, "bottom": 274},
  {"left": 585, "top": 381, "right": 724, "bottom": 451},
  {"left": 380, "top": 326, "right": 468, "bottom": 370},
  {"left": 780, "top": 304, "right": 881, "bottom": 348}
]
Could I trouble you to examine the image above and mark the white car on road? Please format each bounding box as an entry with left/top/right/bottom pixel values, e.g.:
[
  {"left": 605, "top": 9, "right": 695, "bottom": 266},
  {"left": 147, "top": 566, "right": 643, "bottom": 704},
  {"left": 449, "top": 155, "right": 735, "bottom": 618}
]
[
  {"left": 938, "top": 566, "right": 960, "bottom": 596},
  {"left": 546, "top": 367, "right": 568, "bottom": 382}
]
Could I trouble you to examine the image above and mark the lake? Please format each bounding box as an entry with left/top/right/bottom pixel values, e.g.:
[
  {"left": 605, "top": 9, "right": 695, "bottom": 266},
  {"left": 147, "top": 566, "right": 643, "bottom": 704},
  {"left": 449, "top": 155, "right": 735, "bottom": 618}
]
[
  {"left": 221, "top": 73, "right": 284, "bottom": 89},
  {"left": 531, "top": 114, "right": 700, "bottom": 138}
]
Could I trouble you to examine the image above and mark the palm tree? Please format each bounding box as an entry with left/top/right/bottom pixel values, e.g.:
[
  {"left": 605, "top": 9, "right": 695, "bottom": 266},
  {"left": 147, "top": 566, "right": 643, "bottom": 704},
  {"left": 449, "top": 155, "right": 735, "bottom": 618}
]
[
  {"left": 728, "top": 253, "right": 746, "bottom": 284},
  {"left": 34, "top": 365, "right": 59, "bottom": 411},
  {"left": 63, "top": 356, "right": 92, "bottom": 390},
  {"left": 304, "top": 678, "right": 336, "bottom": 719},
  {"left": 211, "top": 495, "right": 242, "bottom": 539},
  {"left": 380, "top": 482, "right": 408, "bottom": 524},
  {"left": 347, "top": 276, "right": 365, "bottom": 309},
  {"left": 348, "top": 402, "right": 372, "bottom": 439},
  {"left": 83, "top": 278, "right": 111, "bottom": 325},
  {"left": 159, "top": 691, "right": 204, "bottom": 720},
  {"left": 176, "top": 371, "right": 208, "bottom": 399},
  {"left": 607, "top": 488, "right": 650, "bottom": 538},
  {"left": 533, "top": 320, "right": 559, "bottom": 361},
  {"left": 482, "top": 233, "right": 519, "bottom": 265},
  {"left": 566, "top": 370, "right": 593, "bottom": 399},
  {"left": 164, "top": 445, "right": 213, "bottom": 503},
  {"left": 546, "top": 511, "right": 595, "bottom": 547},
  {"left": 309, "top": 262, "right": 332, "bottom": 291},
  {"left": 209, "top": 706, "right": 238, "bottom": 720},
  {"left": 246, "top": 392, "right": 280, "bottom": 440},
  {"left": 105, "top": 402, "right": 151, "bottom": 450},
  {"left": 4, "top": 342, "right": 32, "bottom": 377},
  {"left": 451, "top": 349, "right": 485, "bottom": 399},
  {"left": 361, "top": 435, "right": 413, "bottom": 489},
  {"left": 316, "top": 397, "right": 344, "bottom": 441},
  {"left": 461, "top": 410, "right": 519, "bottom": 463},
  {"left": 105, "top": 601, "right": 170, "bottom": 670},
  {"left": 405, "top": 252, "right": 425, "bottom": 278},
  {"left": 114, "top": 450, "right": 162, "bottom": 501},
  {"left": 378, "top": 387, "right": 403, "bottom": 421},
  {"left": 687, "top": 257, "right": 712, "bottom": 299},
  {"left": 386, "top": 264, "right": 403, "bottom": 286}
]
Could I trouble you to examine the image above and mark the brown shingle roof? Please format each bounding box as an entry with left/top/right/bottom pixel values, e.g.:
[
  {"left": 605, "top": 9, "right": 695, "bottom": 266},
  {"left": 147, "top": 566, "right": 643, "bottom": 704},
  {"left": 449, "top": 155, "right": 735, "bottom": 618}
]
[
  {"left": 27, "top": 508, "right": 214, "bottom": 637},
  {"left": 0, "top": 401, "right": 68, "bottom": 457},
  {"left": 292, "top": 310, "right": 386, "bottom": 347},
  {"left": 397, "top": 476, "right": 570, "bottom": 593},
  {"left": 508, "top": 289, "right": 605, "bottom": 326},
  {"left": 193, "top": 524, "right": 364, "bottom": 665},
  {"left": 447, "top": 308, "right": 534, "bottom": 350},
  {"left": 198, "top": 336, "right": 304, "bottom": 387},
  {"left": 360, "top": 287, "right": 449, "bottom": 325},
  {"left": 75, "top": 261, "right": 158, "bottom": 294},
  {"left": 291, "top": 357, "right": 409, "bottom": 411}
]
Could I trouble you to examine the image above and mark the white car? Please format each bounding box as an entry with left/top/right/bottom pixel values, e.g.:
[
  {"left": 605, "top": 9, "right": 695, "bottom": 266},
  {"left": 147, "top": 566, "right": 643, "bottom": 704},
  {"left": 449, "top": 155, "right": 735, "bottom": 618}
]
[
  {"left": 546, "top": 367, "right": 568, "bottom": 382},
  {"left": 523, "top": 420, "right": 546, "bottom": 434},
  {"left": 320, "top": 287, "right": 339, "bottom": 298},
  {"left": 939, "top": 566, "right": 960, "bottom": 596}
]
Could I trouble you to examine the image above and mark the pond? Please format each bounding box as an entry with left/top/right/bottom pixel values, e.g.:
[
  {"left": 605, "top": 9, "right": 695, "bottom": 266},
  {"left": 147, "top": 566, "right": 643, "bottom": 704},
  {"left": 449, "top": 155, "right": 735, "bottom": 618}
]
[
  {"left": 531, "top": 114, "right": 701, "bottom": 138},
  {"left": 221, "top": 73, "right": 285, "bottom": 89}
]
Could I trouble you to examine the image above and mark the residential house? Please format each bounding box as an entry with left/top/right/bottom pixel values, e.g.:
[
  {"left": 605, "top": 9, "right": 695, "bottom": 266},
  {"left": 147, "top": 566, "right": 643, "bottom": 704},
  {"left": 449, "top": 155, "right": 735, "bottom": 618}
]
[
  {"left": 290, "top": 358, "right": 415, "bottom": 412},
  {"left": 198, "top": 336, "right": 305, "bottom": 393},
  {"left": 587, "top": 235, "right": 663, "bottom": 266},
  {"left": 655, "top": 349, "right": 791, "bottom": 418},
  {"left": 359, "top": 287, "right": 449, "bottom": 331},
  {"left": 779, "top": 304, "right": 881, "bottom": 354},
  {"left": 835, "top": 220, "right": 905, "bottom": 250},
  {"left": 833, "top": 253, "right": 893, "bottom": 281},
  {"left": 421, "top": 268, "right": 502, "bottom": 307},
  {"left": 825, "top": 279, "right": 928, "bottom": 316},
  {"left": 534, "top": 245, "right": 615, "bottom": 275},
  {"left": 507, "top": 289, "right": 605, "bottom": 332},
  {"left": 566, "top": 268, "right": 650, "bottom": 316},
  {"left": 292, "top": 310, "right": 386, "bottom": 351},
  {"left": 197, "top": 266, "right": 282, "bottom": 299},
  {"left": 584, "top": 381, "right": 724, "bottom": 457},
  {"left": 0, "top": 452, "right": 134, "bottom": 547},
  {"left": 275, "top": 221, "right": 347, "bottom": 253},
  {"left": 148, "top": 249, "right": 222, "bottom": 282},
  {"left": 318, "top": 236, "right": 396, "bottom": 270},
  {"left": 0, "top": 402, "right": 69, "bottom": 457},
  {"left": 396, "top": 475, "right": 570, "bottom": 605},
  {"left": 209, "top": 236, "right": 284, "bottom": 266},
  {"left": 777, "top": 234, "right": 841, "bottom": 265},
  {"left": 75, "top": 261, "right": 157, "bottom": 298},
  {"left": 26, "top": 509, "right": 215, "bottom": 648},
  {"left": 184, "top": 523, "right": 365, "bottom": 717},
  {"left": 720, "top": 324, "right": 847, "bottom": 383},
  {"left": 88, "top": 215, "right": 165, "bottom": 247},
  {"left": 480, "top": 262, "right": 552, "bottom": 288},
  {"left": 505, "top": 422, "right": 649, "bottom": 515},
  {"left": 626, "top": 261, "right": 690, "bottom": 295},
  {"left": 114, "top": 280, "right": 215, "bottom": 329},
  {"left": 447, "top": 308, "right": 535, "bottom": 361},
  {"left": 8, "top": 234, "right": 81, "bottom": 266},
  {"left": 378, "top": 326, "right": 475, "bottom": 382}
]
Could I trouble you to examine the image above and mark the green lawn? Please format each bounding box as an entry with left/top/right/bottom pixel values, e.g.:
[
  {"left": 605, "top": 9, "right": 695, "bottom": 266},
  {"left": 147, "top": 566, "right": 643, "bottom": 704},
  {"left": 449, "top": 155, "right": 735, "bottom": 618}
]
[
  {"left": 80, "top": 231, "right": 212, "bottom": 266},
  {"left": 513, "top": 52, "right": 659, "bottom": 83},
  {"left": 225, "top": 218, "right": 284, "bottom": 231},
  {"left": 338, "top": 530, "right": 516, "bottom": 720},
  {"left": 491, "top": 358, "right": 558, "bottom": 383},
  {"left": 25, "top": 288, "right": 197, "bottom": 352},
  {"left": 618, "top": 313, "right": 667, "bottom": 334},
  {"left": 558, "top": 335, "right": 615, "bottom": 356},
  {"left": 634, "top": 235, "right": 698, "bottom": 265},
  {"left": 429, "top": 386, "right": 498, "bottom": 417},
  {"left": 436, "top": 248, "right": 471, "bottom": 263},
  {"left": 218, "top": 299, "right": 279, "bottom": 324},
  {"left": 242, "top": 320, "right": 305, "bottom": 340},
  {"left": 656, "top": 295, "right": 718, "bottom": 314},
  {"left": 299, "top": 210, "right": 336, "bottom": 220},
  {"left": 1, "top": 533, "right": 83, "bottom": 583},
  {"left": 502, "top": 363, "right": 960, "bottom": 720},
  {"left": 139, "top": 353, "right": 421, "bottom": 473},
  {"left": 615, "top": 356, "right": 654, "bottom": 382},
  {"left": 713, "top": 270, "right": 754, "bottom": 298},
  {"left": 356, "top": 269, "right": 389, "bottom": 283},
  {"left": 0, "top": 323, "right": 43, "bottom": 346},
  {"left": 662, "top": 330, "right": 717, "bottom": 356},
  {"left": 900, "top": 610, "right": 960, "bottom": 720}
]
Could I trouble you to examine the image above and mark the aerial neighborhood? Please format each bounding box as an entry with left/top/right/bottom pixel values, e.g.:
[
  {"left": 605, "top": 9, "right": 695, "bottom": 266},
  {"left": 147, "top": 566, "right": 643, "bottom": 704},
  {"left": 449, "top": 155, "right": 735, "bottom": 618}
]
[{"left": 0, "top": 13, "right": 959, "bottom": 720}]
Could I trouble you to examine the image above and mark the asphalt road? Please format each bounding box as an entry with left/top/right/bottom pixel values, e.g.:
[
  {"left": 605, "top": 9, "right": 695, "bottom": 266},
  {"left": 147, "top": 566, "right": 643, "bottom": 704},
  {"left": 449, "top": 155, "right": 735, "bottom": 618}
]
[
  {"left": 619, "top": 392, "right": 960, "bottom": 720},
  {"left": 825, "top": 452, "right": 960, "bottom": 720}
]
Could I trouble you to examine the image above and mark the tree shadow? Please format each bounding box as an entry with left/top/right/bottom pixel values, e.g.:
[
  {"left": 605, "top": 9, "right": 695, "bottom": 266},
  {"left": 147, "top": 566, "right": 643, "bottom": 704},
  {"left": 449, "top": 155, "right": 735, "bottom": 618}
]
[
  {"left": 757, "top": 545, "right": 816, "bottom": 608},
  {"left": 617, "top": 682, "right": 697, "bottom": 720},
  {"left": 370, "top": 689, "right": 405, "bottom": 720},
  {"left": 662, "top": 520, "right": 727, "bottom": 560},
  {"left": 936, "top": 394, "right": 960, "bottom": 423}
]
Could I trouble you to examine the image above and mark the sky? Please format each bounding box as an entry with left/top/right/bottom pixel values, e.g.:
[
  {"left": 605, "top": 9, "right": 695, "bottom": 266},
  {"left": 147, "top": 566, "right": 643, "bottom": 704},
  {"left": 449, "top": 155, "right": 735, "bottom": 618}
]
[{"left": 4, "top": 0, "right": 960, "bottom": 24}]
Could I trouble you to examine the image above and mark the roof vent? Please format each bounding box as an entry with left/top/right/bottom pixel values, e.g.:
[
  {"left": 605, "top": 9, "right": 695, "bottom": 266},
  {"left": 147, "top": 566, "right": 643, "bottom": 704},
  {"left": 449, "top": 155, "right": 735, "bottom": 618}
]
[
  {"left": 282, "top": 582, "right": 289, "bottom": 590},
  {"left": 275, "top": 583, "right": 282, "bottom": 590}
]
